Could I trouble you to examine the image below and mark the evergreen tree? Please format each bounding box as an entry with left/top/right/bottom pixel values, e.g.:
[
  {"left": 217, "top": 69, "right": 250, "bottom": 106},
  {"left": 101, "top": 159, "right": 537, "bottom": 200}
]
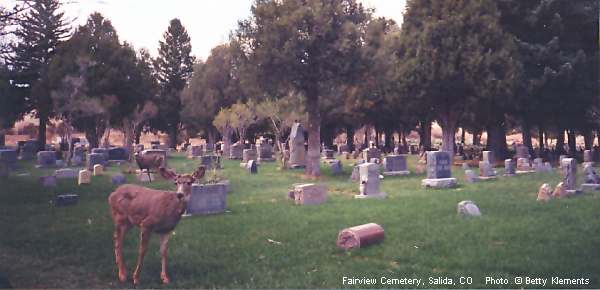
[
  {"left": 153, "top": 18, "right": 195, "bottom": 148},
  {"left": 10, "top": 0, "right": 70, "bottom": 150}
]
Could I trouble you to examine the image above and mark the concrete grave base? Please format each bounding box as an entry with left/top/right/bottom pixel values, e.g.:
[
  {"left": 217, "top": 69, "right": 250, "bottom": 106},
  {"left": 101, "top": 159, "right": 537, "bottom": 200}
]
[
  {"left": 478, "top": 176, "right": 497, "bottom": 181},
  {"left": 421, "top": 178, "right": 457, "bottom": 188},
  {"left": 503, "top": 173, "right": 516, "bottom": 177},
  {"left": 516, "top": 170, "right": 535, "bottom": 175},
  {"left": 258, "top": 157, "right": 275, "bottom": 162},
  {"left": 580, "top": 183, "right": 600, "bottom": 193},
  {"left": 382, "top": 170, "right": 410, "bottom": 176},
  {"left": 354, "top": 192, "right": 387, "bottom": 199}
]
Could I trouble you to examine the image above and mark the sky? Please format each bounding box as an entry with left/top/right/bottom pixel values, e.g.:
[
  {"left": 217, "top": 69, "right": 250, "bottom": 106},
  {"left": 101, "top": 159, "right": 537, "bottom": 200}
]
[{"left": 7, "top": 0, "right": 407, "bottom": 60}]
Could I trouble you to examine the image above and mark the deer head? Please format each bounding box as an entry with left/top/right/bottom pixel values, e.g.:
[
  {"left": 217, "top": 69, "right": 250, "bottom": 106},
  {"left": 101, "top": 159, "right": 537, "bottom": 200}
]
[{"left": 159, "top": 166, "right": 206, "bottom": 202}]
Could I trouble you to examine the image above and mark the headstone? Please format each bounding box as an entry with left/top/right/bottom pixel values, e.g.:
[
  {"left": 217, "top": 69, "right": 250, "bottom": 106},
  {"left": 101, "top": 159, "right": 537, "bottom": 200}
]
[
  {"left": 93, "top": 164, "right": 104, "bottom": 176},
  {"left": 87, "top": 153, "right": 105, "bottom": 170},
  {"left": 533, "top": 158, "right": 544, "bottom": 173},
  {"left": 187, "top": 183, "right": 228, "bottom": 215},
  {"left": 462, "top": 163, "right": 470, "bottom": 170},
  {"left": 560, "top": 158, "right": 577, "bottom": 192},
  {"left": 40, "top": 175, "right": 57, "bottom": 187},
  {"left": 290, "top": 183, "right": 328, "bottom": 205},
  {"left": 537, "top": 183, "right": 553, "bottom": 202},
  {"left": 482, "top": 151, "right": 494, "bottom": 164},
  {"left": 55, "top": 168, "right": 77, "bottom": 179},
  {"left": 464, "top": 169, "right": 479, "bottom": 183},
  {"left": 78, "top": 170, "right": 91, "bottom": 185},
  {"left": 289, "top": 122, "right": 306, "bottom": 168},
  {"left": 329, "top": 159, "right": 342, "bottom": 175},
  {"left": 37, "top": 151, "right": 56, "bottom": 168},
  {"left": 516, "top": 157, "right": 532, "bottom": 173},
  {"left": 478, "top": 161, "right": 496, "bottom": 179},
  {"left": 229, "top": 142, "right": 243, "bottom": 160},
  {"left": 584, "top": 150, "right": 594, "bottom": 165},
  {"left": 257, "top": 143, "right": 275, "bottom": 162},
  {"left": 72, "top": 145, "right": 85, "bottom": 166},
  {"left": 247, "top": 160, "right": 258, "bottom": 174},
  {"left": 338, "top": 144, "right": 349, "bottom": 154},
  {"left": 0, "top": 162, "right": 9, "bottom": 178},
  {"left": 188, "top": 145, "right": 203, "bottom": 158},
  {"left": 355, "top": 163, "right": 386, "bottom": 199},
  {"left": 140, "top": 149, "right": 168, "bottom": 166},
  {"left": 19, "top": 140, "right": 38, "bottom": 160},
  {"left": 336, "top": 223, "right": 385, "bottom": 250},
  {"left": 203, "top": 143, "right": 215, "bottom": 154},
  {"left": 382, "top": 154, "right": 410, "bottom": 176},
  {"left": 91, "top": 148, "right": 109, "bottom": 161},
  {"left": 516, "top": 145, "right": 529, "bottom": 158},
  {"left": 242, "top": 149, "right": 257, "bottom": 164},
  {"left": 53, "top": 194, "right": 80, "bottom": 207},
  {"left": 322, "top": 149, "right": 335, "bottom": 160},
  {"left": 108, "top": 147, "right": 129, "bottom": 161},
  {"left": 421, "top": 151, "right": 457, "bottom": 188},
  {"left": 111, "top": 174, "right": 127, "bottom": 185},
  {"left": 200, "top": 155, "right": 221, "bottom": 170},
  {"left": 457, "top": 200, "right": 481, "bottom": 217},
  {"left": 0, "top": 149, "right": 17, "bottom": 169},
  {"left": 362, "top": 148, "right": 381, "bottom": 163},
  {"left": 504, "top": 159, "right": 516, "bottom": 176},
  {"left": 350, "top": 165, "right": 360, "bottom": 182}
]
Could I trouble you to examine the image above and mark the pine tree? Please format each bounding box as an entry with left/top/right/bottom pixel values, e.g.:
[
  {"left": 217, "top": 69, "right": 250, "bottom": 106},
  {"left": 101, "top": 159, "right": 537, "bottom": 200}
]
[
  {"left": 153, "top": 18, "right": 195, "bottom": 148},
  {"left": 10, "top": 0, "right": 70, "bottom": 150}
]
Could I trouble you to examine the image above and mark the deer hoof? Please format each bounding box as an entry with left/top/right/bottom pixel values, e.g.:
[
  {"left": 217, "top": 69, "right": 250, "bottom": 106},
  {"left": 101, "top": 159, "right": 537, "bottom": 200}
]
[{"left": 161, "top": 274, "right": 170, "bottom": 284}]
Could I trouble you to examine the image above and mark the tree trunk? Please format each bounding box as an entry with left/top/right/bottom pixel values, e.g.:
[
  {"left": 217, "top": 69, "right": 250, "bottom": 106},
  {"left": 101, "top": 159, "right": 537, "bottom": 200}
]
[
  {"left": 439, "top": 111, "right": 458, "bottom": 156},
  {"left": 222, "top": 128, "right": 232, "bottom": 158},
  {"left": 522, "top": 122, "right": 533, "bottom": 153},
  {"left": 168, "top": 125, "right": 178, "bottom": 149},
  {"left": 401, "top": 131, "right": 408, "bottom": 148},
  {"left": 305, "top": 96, "right": 321, "bottom": 177},
  {"left": 486, "top": 122, "right": 507, "bottom": 161},
  {"left": 418, "top": 119, "right": 431, "bottom": 150},
  {"left": 374, "top": 126, "right": 380, "bottom": 148},
  {"left": 583, "top": 130, "right": 593, "bottom": 150},
  {"left": 461, "top": 127, "right": 466, "bottom": 144},
  {"left": 363, "top": 125, "right": 369, "bottom": 148},
  {"left": 556, "top": 129, "right": 565, "bottom": 155},
  {"left": 346, "top": 125, "right": 355, "bottom": 152},
  {"left": 567, "top": 129, "right": 576, "bottom": 156},
  {"left": 473, "top": 130, "right": 481, "bottom": 146},
  {"left": 384, "top": 127, "right": 393, "bottom": 153},
  {"left": 0, "top": 130, "right": 5, "bottom": 147},
  {"left": 38, "top": 112, "right": 48, "bottom": 151},
  {"left": 321, "top": 125, "right": 334, "bottom": 149},
  {"left": 123, "top": 119, "right": 135, "bottom": 161},
  {"left": 538, "top": 127, "right": 544, "bottom": 151}
]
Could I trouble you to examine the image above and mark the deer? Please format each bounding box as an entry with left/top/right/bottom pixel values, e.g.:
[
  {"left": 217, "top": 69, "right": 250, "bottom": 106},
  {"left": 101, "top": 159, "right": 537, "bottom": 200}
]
[
  {"left": 134, "top": 152, "right": 165, "bottom": 182},
  {"left": 108, "top": 165, "right": 205, "bottom": 285}
]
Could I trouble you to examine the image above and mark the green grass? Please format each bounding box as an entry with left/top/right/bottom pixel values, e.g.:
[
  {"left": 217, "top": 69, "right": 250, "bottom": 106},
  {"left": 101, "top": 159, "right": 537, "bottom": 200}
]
[{"left": 1, "top": 154, "right": 599, "bottom": 288}]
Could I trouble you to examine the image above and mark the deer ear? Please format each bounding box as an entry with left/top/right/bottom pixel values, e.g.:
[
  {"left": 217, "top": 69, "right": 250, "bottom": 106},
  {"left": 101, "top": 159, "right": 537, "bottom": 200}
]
[
  {"left": 159, "top": 167, "right": 177, "bottom": 181},
  {"left": 192, "top": 166, "right": 206, "bottom": 181}
]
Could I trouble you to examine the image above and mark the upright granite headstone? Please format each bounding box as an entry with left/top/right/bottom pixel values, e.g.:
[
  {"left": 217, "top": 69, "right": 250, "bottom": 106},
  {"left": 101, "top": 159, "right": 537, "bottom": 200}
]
[
  {"left": 421, "top": 151, "right": 457, "bottom": 188},
  {"left": 37, "top": 151, "right": 56, "bottom": 168},
  {"left": 242, "top": 149, "right": 257, "bottom": 164},
  {"left": 560, "top": 158, "right": 577, "bottom": 192},
  {"left": 533, "top": 158, "right": 544, "bottom": 172},
  {"left": 108, "top": 147, "right": 128, "bottom": 161},
  {"left": 355, "top": 163, "right": 386, "bottom": 199},
  {"left": 0, "top": 149, "right": 17, "bottom": 169},
  {"left": 78, "top": 170, "right": 91, "bottom": 185},
  {"left": 338, "top": 144, "right": 349, "bottom": 154},
  {"left": 516, "top": 145, "right": 529, "bottom": 159},
  {"left": 229, "top": 142, "right": 243, "bottom": 160},
  {"left": 504, "top": 159, "right": 516, "bottom": 176},
  {"left": 482, "top": 151, "right": 494, "bottom": 164},
  {"left": 290, "top": 183, "right": 328, "bottom": 205},
  {"left": 247, "top": 160, "right": 258, "bottom": 174},
  {"left": 87, "top": 153, "right": 105, "bottom": 170},
  {"left": 19, "top": 140, "right": 37, "bottom": 160},
  {"left": 516, "top": 157, "right": 532, "bottom": 173},
  {"left": 72, "top": 145, "right": 85, "bottom": 166},
  {"left": 91, "top": 148, "right": 109, "bottom": 161},
  {"left": 257, "top": 143, "right": 275, "bottom": 162},
  {"left": 288, "top": 122, "right": 306, "bottom": 168},
  {"left": 187, "top": 183, "right": 228, "bottom": 215},
  {"left": 382, "top": 155, "right": 410, "bottom": 176},
  {"left": 362, "top": 148, "right": 381, "bottom": 163},
  {"left": 140, "top": 149, "right": 168, "bottom": 166},
  {"left": 55, "top": 168, "right": 77, "bottom": 179},
  {"left": 322, "top": 149, "right": 335, "bottom": 160},
  {"left": 478, "top": 161, "right": 496, "bottom": 179},
  {"left": 464, "top": 169, "right": 479, "bottom": 183},
  {"left": 583, "top": 150, "right": 594, "bottom": 166},
  {"left": 200, "top": 155, "right": 221, "bottom": 170},
  {"left": 188, "top": 145, "right": 203, "bottom": 158},
  {"left": 329, "top": 159, "right": 342, "bottom": 175}
]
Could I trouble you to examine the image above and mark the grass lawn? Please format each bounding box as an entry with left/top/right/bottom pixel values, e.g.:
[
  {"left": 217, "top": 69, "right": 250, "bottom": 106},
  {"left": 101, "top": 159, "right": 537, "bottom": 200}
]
[{"left": 1, "top": 153, "right": 599, "bottom": 288}]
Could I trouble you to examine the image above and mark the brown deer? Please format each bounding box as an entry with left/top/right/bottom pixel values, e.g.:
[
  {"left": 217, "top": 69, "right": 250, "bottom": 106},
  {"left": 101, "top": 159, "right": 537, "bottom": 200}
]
[
  {"left": 134, "top": 152, "right": 165, "bottom": 182},
  {"left": 108, "top": 166, "right": 205, "bottom": 285}
]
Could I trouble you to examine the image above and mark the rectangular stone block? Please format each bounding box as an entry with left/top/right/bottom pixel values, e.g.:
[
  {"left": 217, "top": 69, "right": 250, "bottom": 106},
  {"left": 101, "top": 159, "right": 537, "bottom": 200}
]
[
  {"left": 0, "top": 149, "right": 17, "bottom": 168},
  {"left": 37, "top": 151, "right": 57, "bottom": 168},
  {"left": 108, "top": 147, "right": 129, "bottom": 160},
  {"left": 187, "top": 183, "right": 228, "bottom": 215},
  {"left": 53, "top": 194, "right": 79, "bottom": 207},
  {"left": 560, "top": 158, "right": 577, "bottom": 190},
  {"left": 55, "top": 168, "right": 77, "bottom": 179},
  {"left": 200, "top": 155, "right": 221, "bottom": 170},
  {"left": 383, "top": 155, "right": 409, "bottom": 175},
  {"left": 78, "top": 170, "right": 91, "bottom": 185},
  {"left": 426, "top": 151, "right": 452, "bottom": 179},
  {"left": 87, "top": 153, "right": 105, "bottom": 170},
  {"left": 293, "top": 183, "right": 328, "bottom": 205}
]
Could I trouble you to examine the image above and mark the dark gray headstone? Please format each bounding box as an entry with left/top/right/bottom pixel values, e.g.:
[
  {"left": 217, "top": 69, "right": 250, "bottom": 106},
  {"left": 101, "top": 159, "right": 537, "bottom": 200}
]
[
  {"left": 560, "top": 158, "right": 577, "bottom": 190},
  {"left": 187, "top": 183, "right": 227, "bottom": 215},
  {"left": 322, "top": 149, "right": 335, "bottom": 159},
  {"left": 200, "top": 155, "right": 221, "bottom": 170},
  {"left": 87, "top": 153, "right": 105, "bottom": 170},
  {"left": 362, "top": 148, "right": 381, "bottom": 162},
  {"left": 91, "top": 148, "right": 109, "bottom": 161},
  {"left": 504, "top": 159, "right": 515, "bottom": 175},
  {"left": 0, "top": 149, "right": 17, "bottom": 168},
  {"left": 108, "top": 147, "right": 129, "bottom": 161},
  {"left": 19, "top": 140, "right": 38, "bottom": 160},
  {"left": 188, "top": 145, "right": 202, "bottom": 158},
  {"left": 243, "top": 149, "right": 257, "bottom": 163},
  {"left": 289, "top": 122, "right": 306, "bottom": 167},
  {"left": 229, "top": 142, "right": 243, "bottom": 160},
  {"left": 383, "top": 155, "right": 407, "bottom": 172},
  {"left": 329, "top": 159, "right": 342, "bottom": 175},
  {"left": 426, "top": 151, "right": 452, "bottom": 179},
  {"left": 258, "top": 143, "right": 274, "bottom": 161},
  {"left": 584, "top": 150, "right": 593, "bottom": 163},
  {"left": 37, "top": 151, "right": 57, "bottom": 168}
]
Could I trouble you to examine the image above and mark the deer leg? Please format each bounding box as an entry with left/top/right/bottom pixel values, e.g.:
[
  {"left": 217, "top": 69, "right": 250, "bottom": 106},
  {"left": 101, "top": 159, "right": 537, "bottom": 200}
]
[
  {"left": 113, "top": 222, "right": 131, "bottom": 283},
  {"left": 147, "top": 169, "right": 152, "bottom": 182},
  {"left": 159, "top": 232, "right": 171, "bottom": 284},
  {"left": 132, "top": 227, "right": 151, "bottom": 285}
]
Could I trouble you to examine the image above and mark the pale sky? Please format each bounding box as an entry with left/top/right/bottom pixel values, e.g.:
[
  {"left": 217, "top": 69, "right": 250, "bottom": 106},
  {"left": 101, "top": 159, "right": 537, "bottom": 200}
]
[{"left": 8, "top": 0, "right": 406, "bottom": 60}]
